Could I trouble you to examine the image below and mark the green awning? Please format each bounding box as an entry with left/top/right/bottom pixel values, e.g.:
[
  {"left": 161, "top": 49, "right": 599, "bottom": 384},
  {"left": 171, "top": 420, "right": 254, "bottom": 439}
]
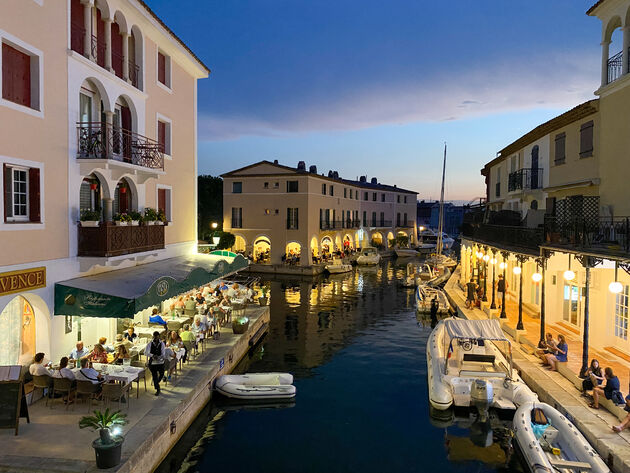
[{"left": 54, "top": 253, "right": 248, "bottom": 318}]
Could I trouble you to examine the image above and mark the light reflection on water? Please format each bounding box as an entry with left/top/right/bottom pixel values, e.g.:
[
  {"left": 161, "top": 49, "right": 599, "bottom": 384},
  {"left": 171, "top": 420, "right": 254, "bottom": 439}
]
[{"left": 156, "top": 260, "right": 525, "bottom": 473}]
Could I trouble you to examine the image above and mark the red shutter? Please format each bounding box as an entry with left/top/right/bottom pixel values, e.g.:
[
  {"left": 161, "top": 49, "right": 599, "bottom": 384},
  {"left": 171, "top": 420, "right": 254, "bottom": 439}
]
[
  {"left": 157, "top": 188, "right": 166, "bottom": 214},
  {"left": 157, "top": 121, "right": 166, "bottom": 153},
  {"left": 2, "top": 43, "right": 30, "bottom": 108},
  {"left": 158, "top": 52, "right": 166, "bottom": 84},
  {"left": 2, "top": 44, "right": 14, "bottom": 102},
  {"left": 111, "top": 22, "right": 123, "bottom": 78},
  {"left": 70, "top": 0, "right": 85, "bottom": 55},
  {"left": 3, "top": 164, "right": 12, "bottom": 222},
  {"left": 96, "top": 9, "right": 105, "bottom": 67},
  {"left": 28, "top": 167, "right": 40, "bottom": 222}
]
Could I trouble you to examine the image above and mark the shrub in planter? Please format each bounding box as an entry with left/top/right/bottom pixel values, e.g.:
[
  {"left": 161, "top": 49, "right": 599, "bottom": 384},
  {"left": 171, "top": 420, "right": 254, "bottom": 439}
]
[
  {"left": 143, "top": 207, "right": 158, "bottom": 225},
  {"left": 80, "top": 209, "right": 101, "bottom": 226},
  {"left": 258, "top": 286, "right": 269, "bottom": 306},
  {"left": 113, "top": 213, "right": 132, "bottom": 226},
  {"left": 79, "top": 409, "right": 127, "bottom": 469},
  {"left": 232, "top": 316, "right": 250, "bottom": 334},
  {"left": 128, "top": 210, "right": 143, "bottom": 226},
  {"left": 157, "top": 209, "right": 168, "bottom": 225}
]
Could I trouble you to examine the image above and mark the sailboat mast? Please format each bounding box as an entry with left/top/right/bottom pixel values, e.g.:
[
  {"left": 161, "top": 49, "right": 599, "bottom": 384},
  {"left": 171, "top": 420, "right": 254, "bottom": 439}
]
[{"left": 437, "top": 143, "right": 447, "bottom": 256}]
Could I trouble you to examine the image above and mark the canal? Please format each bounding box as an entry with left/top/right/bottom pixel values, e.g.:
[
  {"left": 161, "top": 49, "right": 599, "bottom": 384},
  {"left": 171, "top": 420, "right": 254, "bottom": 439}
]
[{"left": 157, "top": 260, "right": 525, "bottom": 473}]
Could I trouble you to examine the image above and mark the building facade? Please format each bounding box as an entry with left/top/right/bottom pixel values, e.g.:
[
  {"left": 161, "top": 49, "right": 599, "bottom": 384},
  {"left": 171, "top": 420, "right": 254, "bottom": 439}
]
[
  {"left": 222, "top": 160, "right": 418, "bottom": 265},
  {"left": 0, "top": 0, "right": 208, "bottom": 365}
]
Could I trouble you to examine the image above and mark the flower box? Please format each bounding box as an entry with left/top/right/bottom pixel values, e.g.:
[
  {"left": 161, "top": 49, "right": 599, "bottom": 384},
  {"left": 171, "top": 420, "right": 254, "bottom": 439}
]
[
  {"left": 131, "top": 220, "right": 139, "bottom": 226},
  {"left": 145, "top": 221, "right": 155, "bottom": 226},
  {"left": 115, "top": 221, "right": 128, "bottom": 226},
  {"left": 81, "top": 221, "right": 100, "bottom": 227}
]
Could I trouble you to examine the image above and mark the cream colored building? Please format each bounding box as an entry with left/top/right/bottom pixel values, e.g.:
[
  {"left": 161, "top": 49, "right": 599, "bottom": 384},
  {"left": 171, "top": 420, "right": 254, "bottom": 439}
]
[
  {"left": 222, "top": 160, "right": 418, "bottom": 265},
  {"left": 0, "top": 0, "right": 209, "bottom": 365}
]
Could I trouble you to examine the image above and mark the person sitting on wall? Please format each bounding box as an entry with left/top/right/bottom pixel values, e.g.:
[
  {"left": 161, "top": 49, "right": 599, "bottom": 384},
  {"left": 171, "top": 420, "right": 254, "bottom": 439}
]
[
  {"left": 123, "top": 327, "right": 137, "bottom": 343},
  {"left": 149, "top": 308, "right": 168, "bottom": 326},
  {"left": 613, "top": 394, "right": 630, "bottom": 432},
  {"left": 69, "top": 341, "right": 88, "bottom": 361},
  {"left": 544, "top": 334, "right": 568, "bottom": 371},
  {"left": 88, "top": 344, "right": 108, "bottom": 364},
  {"left": 536, "top": 333, "right": 557, "bottom": 363},
  {"left": 581, "top": 359, "right": 604, "bottom": 394},
  {"left": 591, "top": 367, "right": 622, "bottom": 409}
]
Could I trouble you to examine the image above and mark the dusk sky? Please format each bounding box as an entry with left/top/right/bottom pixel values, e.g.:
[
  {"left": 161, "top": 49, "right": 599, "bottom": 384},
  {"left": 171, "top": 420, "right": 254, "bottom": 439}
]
[{"left": 146, "top": 0, "right": 601, "bottom": 201}]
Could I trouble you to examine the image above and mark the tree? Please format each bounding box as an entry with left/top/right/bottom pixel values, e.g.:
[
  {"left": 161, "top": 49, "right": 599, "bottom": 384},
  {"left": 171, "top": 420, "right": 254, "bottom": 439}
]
[
  {"left": 217, "top": 231, "right": 235, "bottom": 250},
  {"left": 198, "top": 175, "right": 223, "bottom": 240}
]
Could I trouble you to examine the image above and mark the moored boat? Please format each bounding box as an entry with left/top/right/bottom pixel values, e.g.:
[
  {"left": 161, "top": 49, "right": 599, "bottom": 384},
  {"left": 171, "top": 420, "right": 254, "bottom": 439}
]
[
  {"left": 513, "top": 401, "right": 610, "bottom": 473},
  {"left": 415, "top": 285, "right": 450, "bottom": 314},
  {"left": 215, "top": 373, "right": 296, "bottom": 400},
  {"left": 356, "top": 247, "right": 381, "bottom": 265},
  {"left": 395, "top": 248, "right": 419, "bottom": 258},
  {"left": 427, "top": 318, "right": 537, "bottom": 415},
  {"left": 325, "top": 258, "right": 352, "bottom": 274}
]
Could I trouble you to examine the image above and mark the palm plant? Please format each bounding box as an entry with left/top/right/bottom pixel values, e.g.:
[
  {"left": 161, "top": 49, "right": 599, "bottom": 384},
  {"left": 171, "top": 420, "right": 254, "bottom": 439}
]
[{"left": 79, "top": 409, "right": 128, "bottom": 444}]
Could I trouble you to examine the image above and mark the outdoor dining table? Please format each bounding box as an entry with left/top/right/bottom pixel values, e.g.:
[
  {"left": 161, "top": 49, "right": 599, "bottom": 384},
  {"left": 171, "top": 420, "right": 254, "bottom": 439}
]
[
  {"left": 89, "top": 364, "right": 143, "bottom": 384},
  {"left": 134, "top": 326, "right": 166, "bottom": 337}
]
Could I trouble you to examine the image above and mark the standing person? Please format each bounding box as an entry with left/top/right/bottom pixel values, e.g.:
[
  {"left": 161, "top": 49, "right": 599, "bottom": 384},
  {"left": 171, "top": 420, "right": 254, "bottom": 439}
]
[
  {"left": 591, "top": 367, "right": 621, "bottom": 409},
  {"left": 144, "top": 331, "right": 166, "bottom": 396},
  {"left": 496, "top": 274, "right": 508, "bottom": 308},
  {"left": 465, "top": 279, "right": 477, "bottom": 309}
]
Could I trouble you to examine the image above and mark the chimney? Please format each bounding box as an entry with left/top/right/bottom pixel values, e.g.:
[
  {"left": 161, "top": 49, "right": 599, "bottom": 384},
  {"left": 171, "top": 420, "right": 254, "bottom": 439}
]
[
  {"left": 359, "top": 176, "right": 367, "bottom": 183},
  {"left": 333, "top": 171, "right": 339, "bottom": 179},
  {"left": 327, "top": 170, "right": 334, "bottom": 178},
  {"left": 309, "top": 165, "right": 317, "bottom": 174},
  {"left": 273, "top": 159, "right": 279, "bottom": 164},
  {"left": 297, "top": 161, "right": 306, "bottom": 171},
  {"left": 370, "top": 177, "right": 377, "bottom": 184}
]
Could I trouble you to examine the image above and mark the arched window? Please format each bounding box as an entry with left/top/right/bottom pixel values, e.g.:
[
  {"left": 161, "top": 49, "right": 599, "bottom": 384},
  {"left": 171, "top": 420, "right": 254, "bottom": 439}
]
[
  {"left": 114, "top": 179, "right": 132, "bottom": 214},
  {"left": 531, "top": 200, "right": 538, "bottom": 210},
  {"left": 80, "top": 174, "right": 102, "bottom": 213},
  {"left": 0, "top": 296, "right": 36, "bottom": 366}
]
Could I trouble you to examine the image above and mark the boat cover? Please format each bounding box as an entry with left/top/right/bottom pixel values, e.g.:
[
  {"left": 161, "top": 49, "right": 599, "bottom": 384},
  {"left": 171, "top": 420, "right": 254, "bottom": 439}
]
[{"left": 444, "top": 318, "right": 508, "bottom": 342}]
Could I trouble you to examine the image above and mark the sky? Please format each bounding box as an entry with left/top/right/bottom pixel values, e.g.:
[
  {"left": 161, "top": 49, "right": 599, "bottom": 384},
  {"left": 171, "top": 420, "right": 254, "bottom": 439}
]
[{"left": 145, "top": 0, "right": 602, "bottom": 201}]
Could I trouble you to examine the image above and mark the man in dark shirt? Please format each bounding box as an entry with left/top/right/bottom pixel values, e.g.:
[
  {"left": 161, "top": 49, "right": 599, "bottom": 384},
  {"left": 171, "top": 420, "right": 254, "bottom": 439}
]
[{"left": 465, "top": 279, "right": 477, "bottom": 309}]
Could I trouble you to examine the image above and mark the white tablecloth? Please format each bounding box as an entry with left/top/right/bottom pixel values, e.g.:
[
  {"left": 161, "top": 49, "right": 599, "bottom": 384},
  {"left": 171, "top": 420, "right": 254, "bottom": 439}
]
[{"left": 73, "top": 365, "right": 142, "bottom": 384}]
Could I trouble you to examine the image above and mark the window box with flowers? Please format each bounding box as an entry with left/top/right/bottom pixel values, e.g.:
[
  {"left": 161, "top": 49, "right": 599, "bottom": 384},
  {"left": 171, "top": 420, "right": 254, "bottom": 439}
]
[
  {"left": 143, "top": 207, "right": 158, "bottom": 225},
  {"left": 113, "top": 213, "right": 132, "bottom": 226},
  {"left": 128, "top": 210, "right": 143, "bottom": 226},
  {"left": 80, "top": 209, "right": 101, "bottom": 227},
  {"left": 157, "top": 209, "right": 168, "bottom": 226}
]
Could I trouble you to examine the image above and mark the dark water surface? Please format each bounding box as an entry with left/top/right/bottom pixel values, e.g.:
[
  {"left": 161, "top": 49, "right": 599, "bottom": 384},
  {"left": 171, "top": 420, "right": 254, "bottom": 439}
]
[{"left": 157, "top": 260, "right": 525, "bottom": 473}]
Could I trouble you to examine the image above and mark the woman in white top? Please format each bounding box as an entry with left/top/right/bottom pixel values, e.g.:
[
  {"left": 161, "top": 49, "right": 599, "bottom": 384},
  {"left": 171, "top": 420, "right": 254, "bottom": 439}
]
[{"left": 53, "top": 357, "right": 75, "bottom": 380}]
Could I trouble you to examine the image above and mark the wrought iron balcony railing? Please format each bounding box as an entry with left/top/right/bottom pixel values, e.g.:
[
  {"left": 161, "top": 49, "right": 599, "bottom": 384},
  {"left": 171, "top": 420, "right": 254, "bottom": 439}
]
[
  {"left": 608, "top": 50, "right": 623, "bottom": 84},
  {"left": 545, "top": 215, "right": 630, "bottom": 256},
  {"left": 462, "top": 222, "right": 543, "bottom": 252},
  {"left": 78, "top": 223, "right": 165, "bottom": 257},
  {"left": 508, "top": 168, "right": 543, "bottom": 192},
  {"left": 128, "top": 60, "right": 140, "bottom": 88},
  {"left": 91, "top": 35, "right": 106, "bottom": 68},
  {"left": 77, "top": 122, "right": 164, "bottom": 170}
]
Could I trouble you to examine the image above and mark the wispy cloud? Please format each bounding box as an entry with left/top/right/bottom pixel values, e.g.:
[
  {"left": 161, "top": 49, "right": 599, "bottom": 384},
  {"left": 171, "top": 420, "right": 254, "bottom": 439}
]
[{"left": 199, "top": 50, "right": 599, "bottom": 141}]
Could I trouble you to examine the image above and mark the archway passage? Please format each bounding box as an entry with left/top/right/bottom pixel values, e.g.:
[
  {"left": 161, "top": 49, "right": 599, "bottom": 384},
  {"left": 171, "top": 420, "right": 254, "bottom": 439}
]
[
  {"left": 0, "top": 296, "right": 36, "bottom": 366},
  {"left": 321, "top": 236, "right": 333, "bottom": 256},
  {"left": 233, "top": 235, "right": 246, "bottom": 253},
  {"left": 253, "top": 237, "right": 271, "bottom": 264},
  {"left": 285, "top": 242, "right": 302, "bottom": 265},
  {"left": 371, "top": 232, "right": 383, "bottom": 248}
]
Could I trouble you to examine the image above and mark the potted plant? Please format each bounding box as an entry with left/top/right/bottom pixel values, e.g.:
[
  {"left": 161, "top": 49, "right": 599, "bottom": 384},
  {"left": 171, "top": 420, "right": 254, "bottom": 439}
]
[
  {"left": 258, "top": 286, "right": 269, "bottom": 306},
  {"left": 79, "top": 409, "right": 127, "bottom": 469},
  {"left": 143, "top": 207, "right": 158, "bottom": 225},
  {"left": 113, "top": 213, "right": 132, "bottom": 226},
  {"left": 157, "top": 209, "right": 168, "bottom": 226},
  {"left": 80, "top": 209, "right": 101, "bottom": 227},
  {"left": 129, "top": 210, "right": 142, "bottom": 226},
  {"left": 232, "top": 316, "right": 250, "bottom": 334}
]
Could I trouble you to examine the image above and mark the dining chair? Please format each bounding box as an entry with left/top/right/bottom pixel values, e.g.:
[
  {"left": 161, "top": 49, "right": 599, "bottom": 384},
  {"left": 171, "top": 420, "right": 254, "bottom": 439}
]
[
  {"left": 130, "top": 361, "right": 147, "bottom": 397},
  {"left": 101, "top": 382, "right": 131, "bottom": 410},
  {"left": 75, "top": 380, "right": 101, "bottom": 412},
  {"left": 31, "top": 375, "right": 52, "bottom": 406},
  {"left": 50, "top": 377, "right": 75, "bottom": 410}
]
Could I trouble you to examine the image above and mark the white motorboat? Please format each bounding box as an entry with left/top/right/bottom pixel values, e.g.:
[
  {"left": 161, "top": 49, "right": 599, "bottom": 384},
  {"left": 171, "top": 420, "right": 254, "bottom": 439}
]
[
  {"left": 395, "top": 248, "right": 419, "bottom": 258},
  {"left": 215, "top": 373, "right": 296, "bottom": 400},
  {"left": 426, "top": 266, "right": 451, "bottom": 287},
  {"left": 426, "top": 253, "right": 457, "bottom": 268},
  {"left": 356, "top": 247, "right": 381, "bottom": 265},
  {"left": 415, "top": 285, "right": 450, "bottom": 314},
  {"left": 325, "top": 258, "right": 352, "bottom": 274},
  {"left": 514, "top": 402, "right": 610, "bottom": 473},
  {"left": 416, "top": 263, "right": 436, "bottom": 283},
  {"left": 427, "top": 318, "right": 537, "bottom": 415}
]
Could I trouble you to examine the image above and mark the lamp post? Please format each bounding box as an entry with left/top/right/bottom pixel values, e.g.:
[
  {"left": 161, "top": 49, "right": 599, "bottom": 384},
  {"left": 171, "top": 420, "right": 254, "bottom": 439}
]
[
  {"left": 476, "top": 250, "right": 483, "bottom": 287},
  {"left": 500, "top": 251, "right": 508, "bottom": 318},
  {"left": 535, "top": 249, "right": 549, "bottom": 343},
  {"left": 482, "top": 253, "right": 490, "bottom": 302},
  {"left": 490, "top": 251, "right": 497, "bottom": 310},
  {"left": 515, "top": 255, "right": 527, "bottom": 331}
]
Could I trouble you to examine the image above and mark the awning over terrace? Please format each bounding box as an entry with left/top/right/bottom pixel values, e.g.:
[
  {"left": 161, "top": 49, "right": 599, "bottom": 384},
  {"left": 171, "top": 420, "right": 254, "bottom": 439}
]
[{"left": 54, "top": 254, "right": 248, "bottom": 318}]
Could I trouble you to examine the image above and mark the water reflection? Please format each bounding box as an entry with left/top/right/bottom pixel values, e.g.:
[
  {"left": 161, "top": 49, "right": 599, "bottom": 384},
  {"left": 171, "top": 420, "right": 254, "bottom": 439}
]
[{"left": 158, "top": 259, "right": 525, "bottom": 473}]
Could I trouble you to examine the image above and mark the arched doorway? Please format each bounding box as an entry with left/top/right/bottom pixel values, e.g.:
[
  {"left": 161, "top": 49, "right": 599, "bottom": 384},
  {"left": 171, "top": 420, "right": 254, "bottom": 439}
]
[
  {"left": 114, "top": 178, "right": 133, "bottom": 215},
  {"left": 0, "top": 296, "right": 36, "bottom": 366},
  {"left": 233, "top": 235, "right": 246, "bottom": 253},
  {"left": 310, "top": 237, "right": 319, "bottom": 259},
  {"left": 321, "top": 236, "right": 333, "bottom": 257},
  {"left": 343, "top": 234, "right": 353, "bottom": 252},
  {"left": 371, "top": 232, "right": 383, "bottom": 248},
  {"left": 79, "top": 173, "right": 103, "bottom": 218},
  {"left": 253, "top": 236, "right": 271, "bottom": 263},
  {"left": 113, "top": 96, "right": 134, "bottom": 162},
  {"left": 285, "top": 242, "right": 302, "bottom": 264}
]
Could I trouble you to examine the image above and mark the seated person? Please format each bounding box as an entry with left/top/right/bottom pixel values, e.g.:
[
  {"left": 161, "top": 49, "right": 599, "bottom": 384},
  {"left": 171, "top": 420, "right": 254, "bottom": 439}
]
[
  {"left": 613, "top": 394, "right": 630, "bottom": 432},
  {"left": 111, "top": 344, "right": 131, "bottom": 365},
  {"left": 88, "top": 344, "right": 109, "bottom": 364},
  {"left": 75, "top": 358, "right": 104, "bottom": 386},
  {"left": 192, "top": 317, "right": 207, "bottom": 338},
  {"left": 29, "top": 352, "right": 51, "bottom": 377},
  {"left": 591, "top": 367, "right": 621, "bottom": 409},
  {"left": 180, "top": 324, "right": 196, "bottom": 343},
  {"left": 53, "top": 356, "right": 76, "bottom": 381},
  {"left": 544, "top": 334, "right": 568, "bottom": 371},
  {"left": 149, "top": 308, "right": 168, "bottom": 326},
  {"left": 99, "top": 337, "right": 115, "bottom": 353},
  {"left": 227, "top": 283, "right": 240, "bottom": 298},
  {"left": 195, "top": 292, "right": 206, "bottom": 305},
  {"left": 167, "top": 330, "right": 183, "bottom": 349},
  {"left": 175, "top": 296, "right": 185, "bottom": 309},
  {"left": 115, "top": 333, "right": 133, "bottom": 350},
  {"left": 184, "top": 296, "right": 196, "bottom": 315},
  {"left": 69, "top": 341, "right": 89, "bottom": 361},
  {"left": 213, "top": 284, "right": 222, "bottom": 298},
  {"left": 202, "top": 285, "right": 212, "bottom": 297},
  {"left": 536, "top": 332, "right": 557, "bottom": 361},
  {"left": 164, "top": 345, "right": 178, "bottom": 379},
  {"left": 582, "top": 359, "right": 604, "bottom": 393},
  {"left": 123, "top": 327, "right": 138, "bottom": 342}
]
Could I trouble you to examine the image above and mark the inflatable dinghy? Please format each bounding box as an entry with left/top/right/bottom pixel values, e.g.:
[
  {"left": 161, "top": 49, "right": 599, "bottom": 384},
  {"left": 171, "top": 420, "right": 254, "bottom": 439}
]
[{"left": 215, "top": 373, "right": 296, "bottom": 400}]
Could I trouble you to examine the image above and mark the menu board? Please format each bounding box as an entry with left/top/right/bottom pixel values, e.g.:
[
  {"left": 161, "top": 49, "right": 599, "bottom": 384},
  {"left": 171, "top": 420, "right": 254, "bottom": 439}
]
[{"left": 0, "top": 365, "right": 29, "bottom": 435}]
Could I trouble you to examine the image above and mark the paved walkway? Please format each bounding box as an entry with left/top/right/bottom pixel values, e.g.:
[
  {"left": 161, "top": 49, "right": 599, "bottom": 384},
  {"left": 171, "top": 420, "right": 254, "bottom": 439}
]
[{"left": 445, "top": 269, "right": 630, "bottom": 473}]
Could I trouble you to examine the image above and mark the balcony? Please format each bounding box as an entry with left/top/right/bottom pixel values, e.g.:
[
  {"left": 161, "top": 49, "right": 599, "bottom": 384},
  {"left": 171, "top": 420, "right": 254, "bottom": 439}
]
[
  {"left": 77, "top": 122, "right": 164, "bottom": 170},
  {"left": 545, "top": 215, "right": 630, "bottom": 258},
  {"left": 607, "top": 50, "right": 624, "bottom": 84},
  {"left": 508, "top": 168, "right": 543, "bottom": 192},
  {"left": 462, "top": 222, "right": 543, "bottom": 254},
  {"left": 397, "top": 220, "right": 415, "bottom": 227},
  {"left": 78, "top": 223, "right": 165, "bottom": 257}
]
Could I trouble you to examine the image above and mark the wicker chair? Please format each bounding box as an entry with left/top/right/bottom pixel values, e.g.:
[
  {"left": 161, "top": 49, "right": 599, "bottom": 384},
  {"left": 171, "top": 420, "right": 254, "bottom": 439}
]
[
  {"left": 183, "top": 340, "right": 197, "bottom": 360},
  {"left": 166, "top": 321, "right": 182, "bottom": 332},
  {"left": 131, "top": 361, "right": 147, "bottom": 397},
  {"left": 50, "top": 377, "right": 75, "bottom": 410},
  {"left": 75, "top": 380, "right": 101, "bottom": 411},
  {"left": 101, "top": 382, "right": 131, "bottom": 410},
  {"left": 31, "top": 375, "right": 52, "bottom": 406}
]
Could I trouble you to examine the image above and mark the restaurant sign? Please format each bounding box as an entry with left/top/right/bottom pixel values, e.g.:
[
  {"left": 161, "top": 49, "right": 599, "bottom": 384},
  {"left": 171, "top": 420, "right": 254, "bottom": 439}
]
[{"left": 0, "top": 267, "right": 46, "bottom": 297}]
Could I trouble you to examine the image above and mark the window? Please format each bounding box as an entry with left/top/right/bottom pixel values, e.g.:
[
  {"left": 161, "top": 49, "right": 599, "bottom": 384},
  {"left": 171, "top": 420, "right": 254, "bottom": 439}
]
[
  {"left": 554, "top": 132, "right": 566, "bottom": 164},
  {"left": 372, "top": 192, "right": 377, "bottom": 201},
  {"left": 157, "top": 50, "right": 171, "bottom": 89},
  {"left": 379, "top": 212, "right": 384, "bottom": 226},
  {"left": 381, "top": 193, "right": 385, "bottom": 202},
  {"left": 397, "top": 195, "right": 400, "bottom": 203},
  {"left": 157, "top": 118, "right": 171, "bottom": 155},
  {"left": 371, "top": 212, "right": 376, "bottom": 226},
  {"left": 349, "top": 189, "right": 353, "bottom": 199},
  {"left": 404, "top": 196, "right": 407, "bottom": 204},
  {"left": 495, "top": 167, "right": 501, "bottom": 198},
  {"left": 580, "top": 121, "right": 594, "bottom": 158},
  {"left": 2, "top": 40, "right": 41, "bottom": 112},
  {"left": 396, "top": 213, "right": 401, "bottom": 226},
  {"left": 274, "top": 182, "right": 279, "bottom": 188},
  {"left": 364, "top": 191, "right": 368, "bottom": 201},
  {"left": 403, "top": 213, "right": 407, "bottom": 225},
  {"left": 362, "top": 211, "right": 367, "bottom": 226},
  {"left": 286, "top": 208, "right": 298, "bottom": 229},
  {"left": 329, "top": 185, "right": 334, "bottom": 196},
  {"left": 322, "top": 183, "right": 326, "bottom": 195},
  {"left": 344, "top": 188, "right": 347, "bottom": 198},
  {"left": 3, "top": 163, "right": 40, "bottom": 223},
  {"left": 264, "top": 209, "right": 270, "bottom": 215},
  {"left": 264, "top": 182, "right": 269, "bottom": 189},
  {"left": 157, "top": 187, "right": 172, "bottom": 221},
  {"left": 231, "top": 207, "right": 242, "bottom": 228},
  {"left": 615, "top": 285, "right": 629, "bottom": 341},
  {"left": 287, "top": 181, "right": 298, "bottom": 192},
  {"left": 232, "top": 182, "right": 242, "bottom": 193}
]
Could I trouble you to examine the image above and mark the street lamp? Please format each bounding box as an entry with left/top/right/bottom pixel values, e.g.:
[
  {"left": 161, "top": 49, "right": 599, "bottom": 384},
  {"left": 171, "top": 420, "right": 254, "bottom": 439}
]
[
  {"left": 564, "top": 254, "right": 575, "bottom": 281},
  {"left": 211, "top": 222, "right": 218, "bottom": 229},
  {"left": 490, "top": 254, "right": 497, "bottom": 309},
  {"left": 499, "top": 255, "right": 508, "bottom": 319},
  {"left": 514, "top": 256, "right": 526, "bottom": 331},
  {"left": 610, "top": 262, "right": 623, "bottom": 294},
  {"left": 482, "top": 254, "right": 490, "bottom": 302}
]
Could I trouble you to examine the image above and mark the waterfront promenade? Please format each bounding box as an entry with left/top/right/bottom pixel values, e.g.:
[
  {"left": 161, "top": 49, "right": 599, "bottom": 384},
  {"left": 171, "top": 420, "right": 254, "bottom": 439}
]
[
  {"left": 0, "top": 305, "right": 270, "bottom": 473},
  {"left": 445, "top": 268, "right": 630, "bottom": 473}
]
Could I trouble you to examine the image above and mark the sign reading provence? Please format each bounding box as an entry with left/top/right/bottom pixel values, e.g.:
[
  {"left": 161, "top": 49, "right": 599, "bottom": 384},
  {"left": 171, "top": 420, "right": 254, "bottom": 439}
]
[
  {"left": 54, "top": 254, "right": 249, "bottom": 318},
  {"left": 0, "top": 267, "right": 46, "bottom": 297}
]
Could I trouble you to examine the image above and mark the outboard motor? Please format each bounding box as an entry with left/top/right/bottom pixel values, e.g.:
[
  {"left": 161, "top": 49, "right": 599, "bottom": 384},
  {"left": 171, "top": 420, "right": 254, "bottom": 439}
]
[{"left": 470, "top": 379, "right": 493, "bottom": 422}]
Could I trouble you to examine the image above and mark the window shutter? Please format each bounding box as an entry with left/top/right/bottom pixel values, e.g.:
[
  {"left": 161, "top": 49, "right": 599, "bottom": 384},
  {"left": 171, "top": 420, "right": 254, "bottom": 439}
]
[
  {"left": 28, "top": 167, "right": 40, "bottom": 222},
  {"left": 158, "top": 188, "right": 166, "bottom": 214},
  {"left": 2, "top": 43, "right": 14, "bottom": 103},
  {"left": 580, "top": 121, "right": 594, "bottom": 157},
  {"left": 3, "top": 43, "right": 30, "bottom": 107},
  {"left": 158, "top": 52, "right": 166, "bottom": 84},
  {"left": 158, "top": 121, "right": 166, "bottom": 153},
  {"left": 3, "top": 164, "right": 12, "bottom": 221},
  {"left": 286, "top": 207, "right": 291, "bottom": 229},
  {"left": 295, "top": 208, "right": 298, "bottom": 229}
]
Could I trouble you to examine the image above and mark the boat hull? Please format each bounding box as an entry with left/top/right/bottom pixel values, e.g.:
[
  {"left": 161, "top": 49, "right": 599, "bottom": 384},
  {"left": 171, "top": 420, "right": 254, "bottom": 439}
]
[
  {"left": 215, "top": 373, "right": 296, "bottom": 400},
  {"left": 325, "top": 264, "right": 352, "bottom": 274},
  {"left": 395, "top": 249, "right": 419, "bottom": 258}
]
